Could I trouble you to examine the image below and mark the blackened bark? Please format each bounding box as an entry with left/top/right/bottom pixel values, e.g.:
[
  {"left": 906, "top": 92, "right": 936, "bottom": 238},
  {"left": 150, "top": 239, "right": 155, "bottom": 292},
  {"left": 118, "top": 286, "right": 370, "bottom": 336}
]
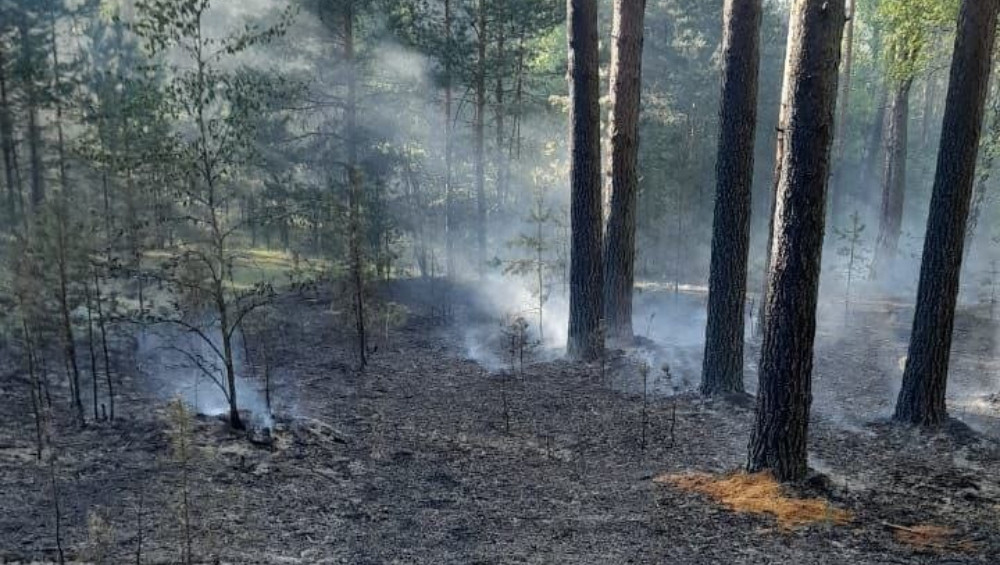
[
  {"left": 93, "top": 271, "right": 114, "bottom": 421},
  {"left": 872, "top": 79, "right": 912, "bottom": 276},
  {"left": 701, "top": 0, "right": 761, "bottom": 396},
  {"left": 965, "top": 62, "right": 1000, "bottom": 250},
  {"left": 859, "top": 85, "right": 888, "bottom": 190},
  {"left": 831, "top": 0, "right": 854, "bottom": 221},
  {"left": 444, "top": 0, "right": 455, "bottom": 278},
  {"left": 57, "top": 219, "right": 85, "bottom": 427},
  {"left": 48, "top": 0, "right": 69, "bottom": 200},
  {"left": 20, "top": 16, "right": 44, "bottom": 209},
  {"left": 835, "top": 0, "right": 854, "bottom": 163},
  {"left": 566, "top": 0, "right": 603, "bottom": 360},
  {"left": 85, "top": 283, "right": 99, "bottom": 421},
  {"left": 475, "top": 0, "right": 487, "bottom": 277},
  {"left": 604, "top": 0, "right": 646, "bottom": 345},
  {"left": 0, "top": 44, "right": 19, "bottom": 228},
  {"left": 894, "top": 0, "right": 999, "bottom": 426},
  {"left": 758, "top": 16, "right": 796, "bottom": 334},
  {"left": 24, "top": 321, "right": 44, "bottom": 460},
  {"left": 747, "top": 0, "right": 845, "bottom": 482},
  {"left": 344, "top": 3, "right": 367, "bottom": 369},
  {"left": 494, "top": 3, "right": 509, "bottom": 213},
  {"left": 921, "top": 73, "right": 937, "bottom": 150}
]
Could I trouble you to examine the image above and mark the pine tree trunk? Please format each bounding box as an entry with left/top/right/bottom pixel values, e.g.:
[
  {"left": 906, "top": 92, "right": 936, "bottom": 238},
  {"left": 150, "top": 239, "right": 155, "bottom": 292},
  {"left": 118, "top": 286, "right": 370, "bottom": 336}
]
[
  {"left": 747, "top": 0, "right": 845, "bottom": 482},
  {"left": 835, "top": 0, "right": 854, "bottom": 163},
  {"left": 921, "top": 73, "right": 937, "bottom": 149},
  {"left": 510, "top": 22, "right": 528, "bottom": 212},
  {"left": 344, "top": 2, "right": 367, "bottom": 368},
  {"left": 444, "top": 0, "right": 455, "bottom": 279},
  {"left": 858, "top": 22, "right": 886, "bottom": 190},
  {"left": 758, "top": 14, "right": 796, "bottom": 334},
  {"left": 475, "top": 0, "right": 488, "bottom": 277},
  {"left": 0, "top": 44, "right": 19, "bottom": 228},
  {"left": 965, "top": 61, "right": 1000, "bottom": 251},
  {"left": 85, "top": 284, "right": 99, "bottom": 421},
  {"left": 57, "top": 221, "right": 85, "bottom": 427},
  {"left": 701, "top": 0, "right": 761, "bottom": 396},
  {"left": 494, "top": 4, "right": 509, "bottom": 214},
  {"left": 873, "top": 79, "right": 912, "bottom": 277},
  {"left": 831, "top": 0, "right": 854, "bottom": 221},
  {"left": 604, "top": 0, "right": 647, "bottom": 345},
  {"left": 215, "top": 275, "right": 244, "bottom": 430},
  {"left": 93, "top": 271, "right": 114, "bottom": 421},
  {"left": 48, "top": 0, "right": 69, "bottom": 200},
  {"left": 17, "top": 14, "right": 44, "bottom": 210},
  {"left": 894, "top": 0, "right": 999, "bottom": 426},
  {"left": 566, "top": 0, "right": 604, "bottom": 360},
  {"left": 859, "top": 86, "right": 888, "bottom": 189}
]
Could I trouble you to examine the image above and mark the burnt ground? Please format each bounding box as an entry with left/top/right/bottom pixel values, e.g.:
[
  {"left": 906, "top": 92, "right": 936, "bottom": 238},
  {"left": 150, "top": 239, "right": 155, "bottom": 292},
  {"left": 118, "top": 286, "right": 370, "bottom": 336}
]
[{"left": 3, "top": 279, "right": 1000, "bottom": 564}]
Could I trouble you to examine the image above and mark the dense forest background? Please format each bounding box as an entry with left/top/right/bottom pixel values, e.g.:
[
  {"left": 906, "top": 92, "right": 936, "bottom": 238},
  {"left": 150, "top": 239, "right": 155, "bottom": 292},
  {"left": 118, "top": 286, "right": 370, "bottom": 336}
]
[
  {"left": 6, "top": 0, "right": 1000, "bottom": 562},
  {"left": 3, "top": 0, "right": 994, "bottom": 344}
]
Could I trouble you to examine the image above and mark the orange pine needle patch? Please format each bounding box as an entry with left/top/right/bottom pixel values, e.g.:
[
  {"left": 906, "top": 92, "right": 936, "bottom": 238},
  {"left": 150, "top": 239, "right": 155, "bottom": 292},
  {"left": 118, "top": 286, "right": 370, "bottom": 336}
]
[
  {"left": 889, "top": 524, "right": 974, "bottom": 553},
  {"left": 654, "top": 471, "right": 853, "bottom": 529}
]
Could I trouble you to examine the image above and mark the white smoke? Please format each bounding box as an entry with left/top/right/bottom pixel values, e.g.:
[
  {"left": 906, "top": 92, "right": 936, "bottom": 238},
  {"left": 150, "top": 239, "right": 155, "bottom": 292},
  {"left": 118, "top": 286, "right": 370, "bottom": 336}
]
[{"left": 135, "top": 320, "right": 274, "bottom": 428}]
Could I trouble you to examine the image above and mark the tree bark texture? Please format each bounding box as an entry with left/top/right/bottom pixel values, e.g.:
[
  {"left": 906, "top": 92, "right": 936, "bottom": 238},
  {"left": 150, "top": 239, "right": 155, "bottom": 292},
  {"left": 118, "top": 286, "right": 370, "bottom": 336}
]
[
  {"left": 444, "top": 0, "right": 455, "bottom": 279},
  {"left": 346, "top": 4, "right": 367, "bottom": 368},
  {"left": 0, "top": 44, "right": 19, "bottom": 227},
  {"left": 965, "top": 58, "right": 1000, "bottom": 252},
  {"left": 475, "top": 0, "right": 487, "bottom": 277},
  {"left": 19, "top": 15, "right": 44, "bottom": 209},
  {"left": 895, "top": 0, "right": 999, "bottom": 426},
  {"left": 747, "top": 0, "right": 845, "bottom": 482},
  {"left": 701, "top": 0, "right": 762, "bottom": 396},
  {"left": 831, "top": 0, "right": 854, "bottom": 221},
  {"left": 566, "top": 0, "right": 604, "bottom": 360},
  {"left": 872, "top": 79, "right": 912, "bottom": 277},
  {"left": 604, "top": 0, "right": 647, "bottom": 345},
  {"left": 758, "top": 5, "right": 797, "bottom": 333}
]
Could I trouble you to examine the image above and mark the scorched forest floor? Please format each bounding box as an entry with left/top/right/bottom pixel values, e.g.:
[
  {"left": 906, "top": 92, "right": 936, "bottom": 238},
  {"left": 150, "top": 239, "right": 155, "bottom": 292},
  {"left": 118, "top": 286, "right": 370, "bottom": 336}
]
[{"left": 2, "top": 279, "right": 1000, "bottom": 563}]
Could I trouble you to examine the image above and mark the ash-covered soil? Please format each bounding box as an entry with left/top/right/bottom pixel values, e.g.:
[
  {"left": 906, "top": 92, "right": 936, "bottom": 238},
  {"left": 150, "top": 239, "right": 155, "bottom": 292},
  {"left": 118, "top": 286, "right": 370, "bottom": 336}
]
[{"left": 2, "top": 279, "right": 1000, "bottom": 564}]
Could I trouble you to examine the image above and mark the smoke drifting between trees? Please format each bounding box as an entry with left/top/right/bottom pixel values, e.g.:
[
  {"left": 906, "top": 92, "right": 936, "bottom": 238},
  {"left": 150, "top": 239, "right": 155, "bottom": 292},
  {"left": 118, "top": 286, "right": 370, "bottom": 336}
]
[{"left": 1, "top": 0, "right": 1000, "bottom": 515}]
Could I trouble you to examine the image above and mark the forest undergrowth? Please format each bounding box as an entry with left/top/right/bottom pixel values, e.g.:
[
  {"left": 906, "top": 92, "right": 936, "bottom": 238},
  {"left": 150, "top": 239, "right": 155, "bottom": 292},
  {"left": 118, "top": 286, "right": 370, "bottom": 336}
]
[{"left": 1, "top": 280, "right": 999, "bottom": 564}]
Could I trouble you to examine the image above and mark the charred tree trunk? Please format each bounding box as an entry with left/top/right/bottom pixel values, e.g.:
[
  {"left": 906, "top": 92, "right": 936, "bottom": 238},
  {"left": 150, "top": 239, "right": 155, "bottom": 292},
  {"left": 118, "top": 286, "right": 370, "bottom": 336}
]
[
  {"left": 747, "top": 0, "right": 845, "bottom": 482},
  {"left": 56, "top": 218, "right": 85, "bottom": 428},
  {"left": 921, "top": 73, "right": 938, "bottom": 150},
  {"left": 859, "top": 86, "right": 888, "bottom": 191},
  {"left": 603, "top": 0, "right": 647, "bottom": 345},
  {"left": 444, "top": 0, "right": 455, "bottom": 279},
  {"left": 510, "top": 21, "right": 528, "bottom": 212},
  {"left": 215, "top": 281, "right": 243, "bottom": 430},
  {"left": 24, "top": 321, "right": 45, "bottom": 460},
  {"left": 758, "top": 20, "right": 795, "bottom": 334},
  {"left": 494, "top": 4, "right": 509, "bottom": 213},
  {"left": 566, "top": 0, "right": 604, "bottom": 360},
  {"left": 344, "top": 2, "right": 367, "bottom": 368},
  {"left": 0, "top": 44, "right": 20, "bottom": 228},
  {"left": 403, "top": 154, "right": 429, "bottom": 278},
  {"left": 965, "top": 54, "right": 1000, "bottom": 251},
  {"left": 93, "top": 271, "right": 114, "bottom": 421},
  {"left": 475, "top": 0, "right": 488, "bottom": 277},
  {"left": 85, "top": 283, "right": 99, "bottom": 421},
  {"left": 872, "top": 79, "right": 913, "bottom": 277},
  {"left": 858, "top": 23, "right": 887, "bottom": 192},
  {"left": 835, "top": 0, "right": 854, "bottom": 163},
  {"left": 894, "top": 0, "right": 999, "bottom": 426},
  {"left": 20, "top": 16, "right": 44, "bottom": 209},
  {"left": 701, "top": 0, "right": 761, "bottom": 396},
  {"left": 48, "top": 0, "right": 69, "bottom": 201},
  {"left": 831, "top": 0, "right": 855, "bottom": 221}
]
